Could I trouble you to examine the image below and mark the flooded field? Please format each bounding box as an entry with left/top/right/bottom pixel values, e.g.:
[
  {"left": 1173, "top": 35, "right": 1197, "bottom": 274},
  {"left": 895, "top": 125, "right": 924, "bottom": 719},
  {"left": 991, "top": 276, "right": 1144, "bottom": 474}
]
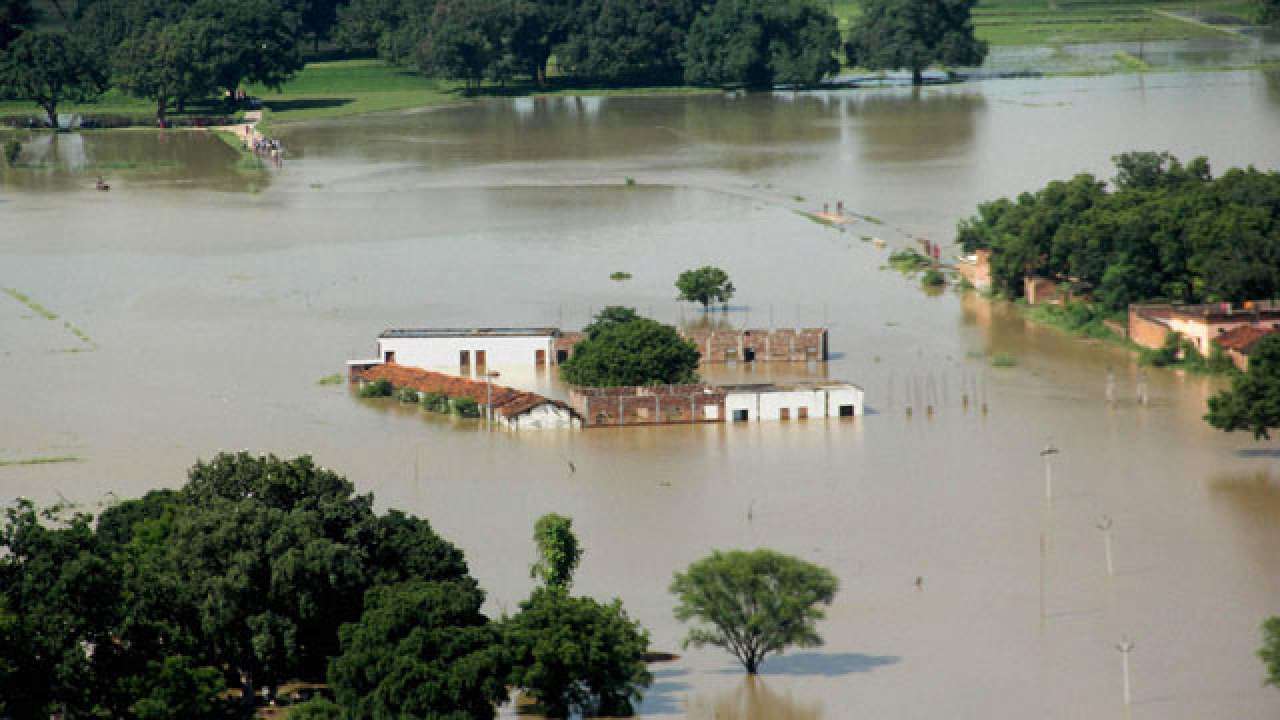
[{"left": 4, "top": 70, "right": 1280, "bottom": 718}]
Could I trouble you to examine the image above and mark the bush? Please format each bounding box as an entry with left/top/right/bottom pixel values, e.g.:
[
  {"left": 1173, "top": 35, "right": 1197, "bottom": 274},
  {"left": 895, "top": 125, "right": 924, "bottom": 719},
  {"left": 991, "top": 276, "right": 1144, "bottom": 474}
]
[
  {"left": 421, "top": 391, "right": 450, "bottom": 413},
  {"left": 358, "top": 379, "right": 393, "bottom": 397},
  {"left": 888, "top": 249, "right": 932, "bottom": 274},
  {"left": 991, "top": 353, "right": 1017, "bottom": 368},
  {"left": 3, "top": 139, "right": 20, "bottom": 166},
  {"left": 921, "top": 268, "right": 945, "bottom": 287},
  {"left": 396, "top": 386, "right": 420, "bottom": 403},
  {"left": 452, "top": 397, "right": 481, "bottom": 418}
]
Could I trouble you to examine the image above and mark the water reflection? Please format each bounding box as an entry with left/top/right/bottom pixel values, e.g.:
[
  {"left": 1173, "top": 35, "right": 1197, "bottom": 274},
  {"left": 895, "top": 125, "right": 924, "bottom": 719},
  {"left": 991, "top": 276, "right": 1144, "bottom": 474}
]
[{"left": 686, "top": 677, "right": 822, "bottom": 720}]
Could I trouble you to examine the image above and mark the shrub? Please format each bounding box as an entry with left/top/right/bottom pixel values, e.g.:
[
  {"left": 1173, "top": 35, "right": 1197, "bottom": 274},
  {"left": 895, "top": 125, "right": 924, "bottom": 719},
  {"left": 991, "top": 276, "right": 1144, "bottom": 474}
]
[
  {"left": 421, "top": 391, "right": 451, "bottom": 413},
  {"left": 888, "top": 249, "right": 931, "bottom": 274},
  {"left": 452, "top": 397, "right": 481, "bottom": 418},
  {"left": 358, "top": 379, "right": 393, "bottom": 397},
  {"left": 3, "top": 139, "right": 19, "bottom": 166},
  {"left": 316, "top": 373, "right": 342, "bottom": 385},
  {"left": 396, "top": 386, "right": 420, "bottom": 403},
  {"left": 991, "top": 353, "right": 1017, "bottom": 368},
  {"left": 610, "top": 271, "right": 632, "bottom": 281},
  {"left": 921, "top": 268, "right": 945, "bottom": 287}
]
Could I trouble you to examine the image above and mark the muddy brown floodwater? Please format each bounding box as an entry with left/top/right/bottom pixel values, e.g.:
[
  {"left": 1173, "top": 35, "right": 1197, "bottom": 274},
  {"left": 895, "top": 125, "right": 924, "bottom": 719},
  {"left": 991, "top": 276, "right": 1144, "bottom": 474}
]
[{"left": 4, "top": 70, "right": 1280, "bottom": 718}]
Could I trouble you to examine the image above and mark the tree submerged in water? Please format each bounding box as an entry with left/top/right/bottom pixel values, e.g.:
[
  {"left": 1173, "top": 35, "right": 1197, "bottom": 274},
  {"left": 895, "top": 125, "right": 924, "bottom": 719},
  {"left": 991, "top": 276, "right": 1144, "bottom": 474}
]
[
  {"left": 1206, "top": 334, "right": 1280, "bottom": 439},
  {"left": 676, "top": 266, "right": 736, "bottom": 310},
  {"left": 670, "top": 549, "right": 839, "bottom": 674}
]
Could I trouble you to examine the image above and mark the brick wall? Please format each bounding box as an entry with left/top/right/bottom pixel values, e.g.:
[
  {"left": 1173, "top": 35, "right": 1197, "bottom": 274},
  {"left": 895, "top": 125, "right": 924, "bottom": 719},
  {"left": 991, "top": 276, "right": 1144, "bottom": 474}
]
[
  {"left": 569, "top": 385, "right": 726, "bottom": 427},
  {"left": 682, "top": 328, "right": 828, "bottom": 363},
  {"left": 1128, "top": 305, "right": 1173, "bottom": 350}
]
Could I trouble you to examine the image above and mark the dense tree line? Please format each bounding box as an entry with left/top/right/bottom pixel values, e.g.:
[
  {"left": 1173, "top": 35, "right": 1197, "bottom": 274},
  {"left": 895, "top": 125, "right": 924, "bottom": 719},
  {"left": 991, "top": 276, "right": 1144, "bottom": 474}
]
[
  {"left": 337, "top": 0, "right": 845, "bottom": 88},
  {"left": 0, "top": 453, "right": 651, "bottom": 719},
  {"left": 0, "top": 0, "right": 989, "bottom": 124},
  {"left": 0, "top": 0, "right": 307, "bottom": 124},
  {"left": 958, "top": 152, "right": 1280, "bottom": 311}
]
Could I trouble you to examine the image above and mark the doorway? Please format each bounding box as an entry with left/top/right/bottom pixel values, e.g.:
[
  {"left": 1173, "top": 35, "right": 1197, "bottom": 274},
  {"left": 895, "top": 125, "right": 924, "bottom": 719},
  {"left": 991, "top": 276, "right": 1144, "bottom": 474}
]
[
  {"left": 460, "top": 350, "right": 471, "bottom": 374},
  {"left": 838, "top": 404, "right": 855, "bottom": 417},
  {"left": 536, "top": 349, "right": 547, "bottom": 366},
  {"left": 383, "top": 351, "right": 396, "bottom": 364},
  {"left": 475, "top": 350, "right": 487, "bottom": 372},
  {"left": 732, "top": 408, "right": 749, "bottom": 422},
  {"left": 743, "top": 347, "right": 756, "bottom": 362}
]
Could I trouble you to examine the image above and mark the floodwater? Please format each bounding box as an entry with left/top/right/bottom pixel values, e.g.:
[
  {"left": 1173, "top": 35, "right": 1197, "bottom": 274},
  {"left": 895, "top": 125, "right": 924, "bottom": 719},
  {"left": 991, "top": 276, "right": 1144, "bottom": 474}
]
[{"left": 4, "top": 69, "right": 1280, "bottom": 718}]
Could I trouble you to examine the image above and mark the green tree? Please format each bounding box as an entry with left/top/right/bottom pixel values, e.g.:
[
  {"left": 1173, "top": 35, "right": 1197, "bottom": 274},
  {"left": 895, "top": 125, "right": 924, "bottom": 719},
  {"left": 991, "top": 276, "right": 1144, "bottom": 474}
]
[
  {"left": 0, "top": 0, "right": 35, "bottom": 51},
  {"left": 845, "top": 0, "right": 988, "bottom": 85},
  {"left": 560, "top": 315, "right": 700, "bottom": 387},
  {"left": 187, "top": 0, "right": 303, "bottom": 104},
  {"left": 684, "top": 0, "right": 840, "bottom": 88},
  {"left": 559, "top": 0, "right": 704, "bottom": 85},
  {"left": 1258, "top": 0, "right": 1279, "bottom": 24},
  {"left": 531, "top": 513, "right": 583, "bottom": 591},
  {"left": 583, "top": 305, "right": 640, "bottom": 337},
  {"left": 129, "top": 655, "right": 225, "bottom": 720},
  {"left": 1260, "top": 616, "right": 1280, "bottom": 687},
  {"left": 328, "top": 580, "right": 510, "bottom": 719},
  {"left": 505, "top": 587, "right": 652, "bottom": 718},
  {"left": 1206, "top": 334, "right": 1280, "bottom": 439},
  {"left": 676, "top": 265, "right": 736, "bottom": 310},
  {"left": 508, "top": 0, "right": 576, "bottom": 86},
  {"left": 0, "top": 500, "right": 122, "bottom": 718},
  {"left": 113, "top": 19, "right": 216, "bottom": 121},
  {"left": 1, "top": 31, "right": 105, "bottom": 127},
  {"left": 670, "top": 549, "right": 839, "bottom": 674},
  {"left": 416, "top": 0, "right": 505, "bottom": 91},
  {"left": 290, "top": 697, "right": 345, "bottom": 719}
]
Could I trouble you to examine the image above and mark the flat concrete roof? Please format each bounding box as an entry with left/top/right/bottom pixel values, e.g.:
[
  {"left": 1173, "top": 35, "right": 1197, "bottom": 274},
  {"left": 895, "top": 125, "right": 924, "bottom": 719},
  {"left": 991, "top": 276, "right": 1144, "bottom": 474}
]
[
  {"left": 379, "top": 327, "right": 560, "bottom": 339},
  {"left": 719, "top": 381, "right": 863, "bottom": 393}
]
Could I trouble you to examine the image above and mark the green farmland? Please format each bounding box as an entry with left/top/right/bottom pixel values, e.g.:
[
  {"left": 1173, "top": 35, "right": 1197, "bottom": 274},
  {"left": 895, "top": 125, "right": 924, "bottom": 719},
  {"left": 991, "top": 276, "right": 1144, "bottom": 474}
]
[{"left": 835, "top": 0, "right": 1258, "bottom": 46}]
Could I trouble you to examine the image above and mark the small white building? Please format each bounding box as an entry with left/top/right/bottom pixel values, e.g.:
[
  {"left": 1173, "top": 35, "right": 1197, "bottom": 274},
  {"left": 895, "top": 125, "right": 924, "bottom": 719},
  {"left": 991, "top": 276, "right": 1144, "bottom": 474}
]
[
  {"left": 373, "top": 328, "right": 561, "bottom": 375},
  {"left": 722, "top": 382, "right": 863, "bottom": 422}
]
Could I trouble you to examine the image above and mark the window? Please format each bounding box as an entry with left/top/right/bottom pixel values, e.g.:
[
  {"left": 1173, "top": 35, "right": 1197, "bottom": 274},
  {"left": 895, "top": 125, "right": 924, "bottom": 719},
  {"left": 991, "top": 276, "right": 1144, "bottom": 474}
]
[
  {"left": 384, "top": 351, "right": 396, "bottom": 363},
  {"left": 460, "top": 350, "right": 470, "bottom": 373},
  {"left": 780, "top": 408, "right": 790, "bottom": 421},
  {"left": 732, "top": 409, "right": 749, "bottom": 422},
  {"left": 637, "top": 407, "right": 651, "bottom": 420},
  {"left": 838, "top": 404, "right": 855, "bottom": 417},
  {"left": 798, "top": 407, "right": 808, "bottom": 419}
]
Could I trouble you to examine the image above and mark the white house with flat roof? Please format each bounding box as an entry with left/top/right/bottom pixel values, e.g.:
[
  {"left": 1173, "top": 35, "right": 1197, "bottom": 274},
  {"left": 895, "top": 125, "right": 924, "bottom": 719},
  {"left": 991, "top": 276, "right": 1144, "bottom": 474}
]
[
  {"left": 371, "top": 328, "right": 560, "bottom": 375},
  {"left": 723, "top": 382, "right": 863, "bottom": 422}
]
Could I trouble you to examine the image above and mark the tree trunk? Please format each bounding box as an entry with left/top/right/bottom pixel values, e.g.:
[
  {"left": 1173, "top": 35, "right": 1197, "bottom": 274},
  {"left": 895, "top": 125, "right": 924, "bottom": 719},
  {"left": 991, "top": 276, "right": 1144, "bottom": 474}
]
[
  {"left": 745, "top": 657, "right": 758, "bottom": 674},
  {"left": 912, "top": 67, "right": 924, "bottom": 86},
  {"left": 176, "top": 95, "right": 186, "bottom": 114},
  {"left": 42, "top": 102, "right": 57, "bottom": 129},
  {"left": 157, "top": 97, "right": 168, "bottom": 124},
  {"left": 537, "top": 64, "right": 546, "bottom": 88}
]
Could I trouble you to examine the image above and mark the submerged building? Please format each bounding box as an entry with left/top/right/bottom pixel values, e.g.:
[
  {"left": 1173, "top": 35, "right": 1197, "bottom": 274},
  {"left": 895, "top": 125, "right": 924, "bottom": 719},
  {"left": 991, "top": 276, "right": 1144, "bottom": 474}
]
[
  {"left": 1129, "top": 302, "right": 1280, "bottom": 357},
  {"left": 369, "top": 327, "right": 565, "bottom": 374},
  {"left": 568, "top": 382, "right": 863, "bottom": 428}
]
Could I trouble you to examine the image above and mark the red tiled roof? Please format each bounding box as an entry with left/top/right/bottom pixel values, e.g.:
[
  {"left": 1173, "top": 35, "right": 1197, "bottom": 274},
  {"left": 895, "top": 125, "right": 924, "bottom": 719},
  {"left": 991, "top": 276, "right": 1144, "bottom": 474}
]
[
  {"left": 1214, "top": 325, "right": 1275, "bottom": 354},
  {"left": 354, "top": 364, "right": 578, "bottom": 419}
]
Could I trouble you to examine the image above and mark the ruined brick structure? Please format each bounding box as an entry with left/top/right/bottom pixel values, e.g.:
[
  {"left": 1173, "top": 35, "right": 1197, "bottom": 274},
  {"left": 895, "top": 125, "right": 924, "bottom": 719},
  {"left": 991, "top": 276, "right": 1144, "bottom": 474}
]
[
  {"left": 568, "top": 385, "right": 727, "bottom": 427},
  {"left": 678, "top": 328, "right": 828, "bottom": 364}
]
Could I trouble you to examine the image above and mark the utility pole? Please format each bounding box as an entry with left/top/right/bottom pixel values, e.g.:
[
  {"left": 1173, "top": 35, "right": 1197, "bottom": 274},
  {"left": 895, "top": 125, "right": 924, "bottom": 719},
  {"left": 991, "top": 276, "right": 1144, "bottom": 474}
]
[
  {"left": 1039, "top": 531, "right": 1046, "bottom": 628},
  {"left": 1040, "top": 442, "right": 1060, "bottom": 504},
  {"left": 1116, "top": 637, "right": 1135, "bottom": 706},
  {"left": 484, "top": 371, "right": 501, "bottom": 430},
  {"left": 1096, "top": 516, "right": 1115, "bottom": 576}
]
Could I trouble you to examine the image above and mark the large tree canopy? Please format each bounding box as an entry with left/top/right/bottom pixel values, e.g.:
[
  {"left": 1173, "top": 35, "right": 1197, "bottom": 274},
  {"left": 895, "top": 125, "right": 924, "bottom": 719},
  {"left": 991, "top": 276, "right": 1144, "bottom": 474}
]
[
  {"left": 560, "top": 311, "right": 701, "bottom": 387},
  {"left": 559, "top": 0, "right": 705, "bottom": 85},
  {"left": 684, "top": 0, "right": 840, "bottom": 88},
  {"left": 676, "top": 265, "right": 736, "bottom": 309},
  {"left": 1, "top": 31, "right": 105, "bottom": 126},
  {"left": 1206, "top": 334, "right": 1280, "bottom": 440},
  {"left": 671, "top": 548, "right": 839, "bottom": 674},
  {"left": 958, "top": 152, "right": 1280, "bottom": 310},
  {"left": 328, "top": 580, "right": 510, "bottom": 719},
  {"left": 0, "top": 452, "right": 481, "bottom": 718},
  {"left": 113, "top": 19, "right": 216, "bottom": 120},
  {"left": 845, "top": 0, "right": 988, "bottom": 85},
  {"left": 0, "top": 0, "right": 35, "bottom": 51}
]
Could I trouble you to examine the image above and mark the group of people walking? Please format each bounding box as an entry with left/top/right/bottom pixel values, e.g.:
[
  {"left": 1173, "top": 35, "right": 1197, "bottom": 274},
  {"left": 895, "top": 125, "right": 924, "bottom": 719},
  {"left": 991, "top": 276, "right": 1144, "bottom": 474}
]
[{"left": 242, "top": 123, "right": 283, "bottom": 168}]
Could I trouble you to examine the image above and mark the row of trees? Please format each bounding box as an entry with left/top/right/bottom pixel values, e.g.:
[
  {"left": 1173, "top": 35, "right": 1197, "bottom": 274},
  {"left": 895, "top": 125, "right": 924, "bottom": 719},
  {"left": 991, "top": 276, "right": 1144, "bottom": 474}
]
[
  {"left": 957, "top": 152, "right": 1280, "bottom": 311},
  {"left": 0, "top": 0, "right": 990, "bottom": 124},
  {"left": 1, "top": 452, "right": 841, "bottom": 717},
  {"left": 337, "top": 0, "right": 986, "bottom": 89},
  {"left": 0, "top": 453, "right": 649, "bottom": 718},
  {"left": 0, "top": 0, "right": 305, "bottom": 125}
]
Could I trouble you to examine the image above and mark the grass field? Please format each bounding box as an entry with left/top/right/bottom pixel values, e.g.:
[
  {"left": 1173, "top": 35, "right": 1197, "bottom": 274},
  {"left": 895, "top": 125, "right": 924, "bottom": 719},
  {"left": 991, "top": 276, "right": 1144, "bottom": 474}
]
[{"left": 835, "top": 0, "right": 1258, "bottom": 46}]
